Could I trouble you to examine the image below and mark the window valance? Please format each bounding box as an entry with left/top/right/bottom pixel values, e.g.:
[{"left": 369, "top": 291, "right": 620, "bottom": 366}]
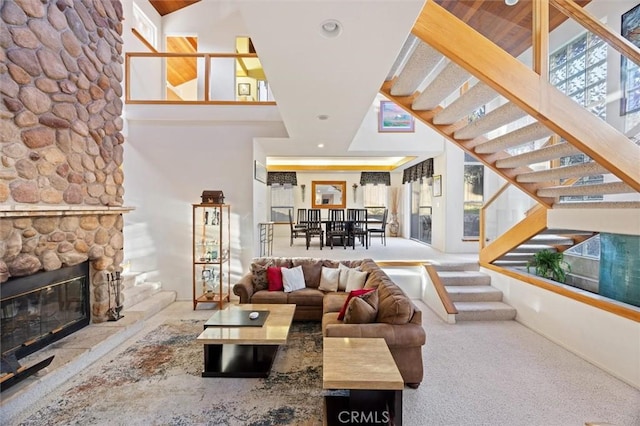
[
  {"left": 360, "top": 172, "right": 391, "bottom": 186},
  {"left": 267, "top": 171, "right": 297, "bottom": 186},
  {"left": 402, "top": 158, "right": 434, "bottom": 184}
]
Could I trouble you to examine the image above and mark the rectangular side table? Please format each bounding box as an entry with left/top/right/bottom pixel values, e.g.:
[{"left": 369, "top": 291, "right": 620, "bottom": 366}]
[{"left": 323, "top": 337, "right": 404, "bottom": 425}]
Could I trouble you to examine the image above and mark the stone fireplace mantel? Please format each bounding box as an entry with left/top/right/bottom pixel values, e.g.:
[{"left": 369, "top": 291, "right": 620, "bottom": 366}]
[{"left": 0, "top": 206, "right": 135, "bottom": 218}]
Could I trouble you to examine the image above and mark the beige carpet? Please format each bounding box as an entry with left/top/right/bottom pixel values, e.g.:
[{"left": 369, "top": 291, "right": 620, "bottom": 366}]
[{"left": 12, "top": 300, "right": 640, "bottom": 426}]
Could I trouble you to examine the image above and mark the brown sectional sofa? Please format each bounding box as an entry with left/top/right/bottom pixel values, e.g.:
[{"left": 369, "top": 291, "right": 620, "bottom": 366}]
[{"left": 232, "top": 257, "right": 426, "bottom": 387}]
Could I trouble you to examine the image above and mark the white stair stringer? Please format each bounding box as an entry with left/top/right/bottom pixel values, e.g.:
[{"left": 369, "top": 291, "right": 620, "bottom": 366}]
[
  {"left": 390, "top": 43, "right": 443, "bottom": 96},
  {"left": 554, "top": 201, "right": 640, "bottom": 209}
]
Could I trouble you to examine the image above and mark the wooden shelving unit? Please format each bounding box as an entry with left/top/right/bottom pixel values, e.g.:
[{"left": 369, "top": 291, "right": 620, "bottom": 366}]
[{"left": 192, "top": 203, "right": 231, "bottom": 310}]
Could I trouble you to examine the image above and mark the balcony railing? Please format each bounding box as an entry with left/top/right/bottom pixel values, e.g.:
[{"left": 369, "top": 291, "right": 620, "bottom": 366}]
[{"left": 125, "top": 50, "right": 277, "bottom": 105}]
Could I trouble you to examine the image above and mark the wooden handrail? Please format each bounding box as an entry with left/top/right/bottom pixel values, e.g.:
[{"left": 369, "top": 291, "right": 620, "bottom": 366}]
[
  {"left": 479, "top": 206, "right": 547, "bottom": 264},
  {"left": 125, "top": 51, "right": 274, "bottom": 104},
  {"left": 131, "top": 28, "right": 158, "bottom": 53},
  {"left": 127, "top": 52, "right": 258, "bottom": 59},
  {"left": 424, "top": 264, "right": 458, "bottom": 315},
  {"left": 551, "top": 0, "right": 640, "bottom": 66}
]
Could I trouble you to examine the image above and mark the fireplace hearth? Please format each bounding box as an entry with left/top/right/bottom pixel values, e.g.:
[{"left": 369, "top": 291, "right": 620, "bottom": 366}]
[{"left": 1, "top": 262, "right": 90, "bottom": 391}]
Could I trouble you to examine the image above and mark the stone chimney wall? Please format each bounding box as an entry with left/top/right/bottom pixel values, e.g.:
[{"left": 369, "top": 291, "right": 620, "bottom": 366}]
[{"left": 0, "top": 0, "right": 127, "bottom": 322}]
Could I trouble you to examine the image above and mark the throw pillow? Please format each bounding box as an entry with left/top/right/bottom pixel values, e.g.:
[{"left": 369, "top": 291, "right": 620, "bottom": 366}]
[
  {"left": 292, "top": 259, "right": 323, "bottom": 288},
  {"left": 282, "top": 265, "right": 306, "bottom": 293},
  {"left": 337, "top": 263, "right": 351, "bottom": 291},
  {"left": 344, "top": 289, "right": 379, "bottom": 324},
  {"left": 345, "top": 269, "right": 368, "bottom": 292},
  {"left": 318, "top": 266, "right": 340, "bottom": 292},
  {"left": 267, "top": 266, "right": 284, "bottom": 291},
  {"left": 337, "top": 288, "right": 375, "bottom": 321},
  {"left": 251, "top": 261, "right": 272, "bottom": 291}
]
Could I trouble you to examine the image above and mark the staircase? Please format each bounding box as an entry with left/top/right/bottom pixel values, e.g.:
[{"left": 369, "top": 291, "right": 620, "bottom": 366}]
[
  {"left": 494, "top": 229, "right": 596, "bottom": 268},
  {"left": 380, "top": 2, "right": 640, "bottom": 212},
  {"left": 433, "top": 263, "right": 516, "bottom": 321}
]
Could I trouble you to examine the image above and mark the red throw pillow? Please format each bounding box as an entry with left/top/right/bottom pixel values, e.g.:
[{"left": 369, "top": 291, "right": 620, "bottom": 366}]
[
  {"left": 267, "top": 266, "right": 284, "bottom": 291},
  {"left": 337, "top": 288, "right": 375, "bottom": 321}
]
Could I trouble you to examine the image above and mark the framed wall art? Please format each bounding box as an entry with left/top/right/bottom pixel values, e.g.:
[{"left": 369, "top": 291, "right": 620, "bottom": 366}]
[
  {"left": 238, "top": 82, "right": 251, "bottom": 96},
  {"left": 378, "top": 100, "right": 414, "bottom": 132},
  {"left": 432, "top": 175, "right": 442, "bottom": 197}
]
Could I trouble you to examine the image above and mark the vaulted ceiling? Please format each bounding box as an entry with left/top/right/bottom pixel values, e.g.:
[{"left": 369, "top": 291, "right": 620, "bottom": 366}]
[{"left": 144, "top": 0, "right": 593, "bottom": 165}]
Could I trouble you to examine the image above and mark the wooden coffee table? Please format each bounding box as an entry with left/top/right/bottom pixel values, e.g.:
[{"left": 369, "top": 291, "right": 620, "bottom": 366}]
[
  {"left": 323, "top": 337, "right": 404, "bottom": 425},
  {"left": 196, "top": 303, "right": 295, "bottom": 378}
]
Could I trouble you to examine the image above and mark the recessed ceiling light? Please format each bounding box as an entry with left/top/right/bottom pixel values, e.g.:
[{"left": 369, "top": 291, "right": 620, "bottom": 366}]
[
  {"left": 317, "top": 143, "right": 324, "bottom": 148},
  {"left": 320, "top": 19, "right": 342, "bottom": 38},
  {"left": 504, "top": 0, "right": 519, "bottom": 5},
  {"left": 317, "top": 114, "right": 329, "bottom": 120}
]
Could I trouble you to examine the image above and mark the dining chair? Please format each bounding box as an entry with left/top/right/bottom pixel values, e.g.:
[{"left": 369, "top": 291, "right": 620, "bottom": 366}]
[
  {"left": 328, "top": 209, "right": 345, "bottom": 222},
  {"left": 295, "top": 208, "right": 308, "bottom": 229},
  {"left": 305, "top": 208, "right": 324, "bottom": 250},
  {"left": 348, "top": 208, "right": 368, "bottom": 249},
  {"left": 326, "top": 220, "right": 348, "bottom": 249},
  {"left": 367, "top": 208, "right": 388, "bottom": 246},
  {"left": 288, "top": 210, "right": 306, "bottom": 246}
]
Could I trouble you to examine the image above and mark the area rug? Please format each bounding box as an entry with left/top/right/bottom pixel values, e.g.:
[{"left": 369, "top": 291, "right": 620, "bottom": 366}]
[{"left": 19, "top": 321, "right": 324, "bottom": 425}]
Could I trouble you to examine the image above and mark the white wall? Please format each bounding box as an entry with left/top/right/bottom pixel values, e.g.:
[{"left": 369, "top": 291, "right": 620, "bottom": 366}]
[
  {"left": 122, "top": 0, "right": 164, "bottom": 101},
  {"left": 162, "top": 1, "right": 245, "bottom": 101},
  {"left": 486, "top": 268, "right": 640, "bottom": 389},
  {"left": 123, "top": 120, "right": 287, "bottom": 301}
]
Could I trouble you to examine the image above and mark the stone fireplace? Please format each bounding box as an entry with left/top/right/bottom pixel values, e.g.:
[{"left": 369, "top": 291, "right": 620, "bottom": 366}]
[{"left": 1, "top": 0, "right": 128, "bottom": 344}]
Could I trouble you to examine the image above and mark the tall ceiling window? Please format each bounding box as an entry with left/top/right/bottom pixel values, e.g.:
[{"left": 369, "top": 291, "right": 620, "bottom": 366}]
[
  {"left": 550, "top": 32, "right": 607, "bottom": 120},
  {"left": 550, "top": 32, "right": 606, "bottom": 201}
]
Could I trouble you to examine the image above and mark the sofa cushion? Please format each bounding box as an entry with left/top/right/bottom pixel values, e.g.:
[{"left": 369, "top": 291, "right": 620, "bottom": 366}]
[
  {"left": 267, "top": 266, "right": 284, "bottom": 291},
  {"left": 345, "top": 269, "right": 368, "bottom": 292},
  {"left": 376, "top": 282, "right": 414, "bottom": 325},
  {"left": 323, "top": 292, "right": 348, "bottom": 313},
  {"left": 337, "top": 288, "right": 375, "bottom": 321},
  {"left": 292, "top": 258, "right": 323, "bottom": 288},
  {"left": 253, "top": 257, "right": 293, "bottom": 268},
  {"left": 344, "top": 289, "right": 378, "bottom": 324},
  {"left": 282, "top": 265, "right": 306, "bottom": 293},
  {"left": 318, "top": 266, "right": 340, "bottom": 292},
  {"left": 286, "top": 288, "right": 325, "bottom": 306},
  {"left": 251, "top": 261, "right": 272, "bottom": 291},
  {"left": 251, "top": 289, "right": 288, "bottom": 304}
]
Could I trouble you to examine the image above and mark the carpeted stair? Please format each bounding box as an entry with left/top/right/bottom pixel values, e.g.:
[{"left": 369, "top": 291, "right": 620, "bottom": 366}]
[
  {"left": 434, "top": 263, "right": 516, "bottom": 321},
  {"left": 381, "top": 10, "right": 639, "bottom": 210}
]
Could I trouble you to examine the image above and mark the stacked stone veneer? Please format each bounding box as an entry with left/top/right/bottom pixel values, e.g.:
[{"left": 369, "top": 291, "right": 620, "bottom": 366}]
[{"left": 0, "top": 0, "right": 126, "bottom": 322}]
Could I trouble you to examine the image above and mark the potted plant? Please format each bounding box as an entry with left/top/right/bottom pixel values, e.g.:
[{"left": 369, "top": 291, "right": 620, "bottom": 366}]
[{"left": 527, "top": 249, "right": 571, "bottom": 283}]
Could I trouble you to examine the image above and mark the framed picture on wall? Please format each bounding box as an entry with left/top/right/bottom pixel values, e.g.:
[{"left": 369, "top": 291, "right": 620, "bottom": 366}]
[
  {"left": 378, "top": 100, "right": 414, "bottom": 132},
  {"left": 433, "top": 175, "right": 442, "bottom": 197},
  {"left": 238, "top": 83, "right": 251, "bottom": 96}
]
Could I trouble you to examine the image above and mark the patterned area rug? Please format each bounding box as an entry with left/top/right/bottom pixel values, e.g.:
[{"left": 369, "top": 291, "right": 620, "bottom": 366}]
[{"left": 20, "top": 321, "right": 324, "bottom": 425}]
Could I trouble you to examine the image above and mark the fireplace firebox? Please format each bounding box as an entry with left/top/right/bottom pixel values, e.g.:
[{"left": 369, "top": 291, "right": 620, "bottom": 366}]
[{"left": 1, "top": 261, "right": 90, "bottom": 391}]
